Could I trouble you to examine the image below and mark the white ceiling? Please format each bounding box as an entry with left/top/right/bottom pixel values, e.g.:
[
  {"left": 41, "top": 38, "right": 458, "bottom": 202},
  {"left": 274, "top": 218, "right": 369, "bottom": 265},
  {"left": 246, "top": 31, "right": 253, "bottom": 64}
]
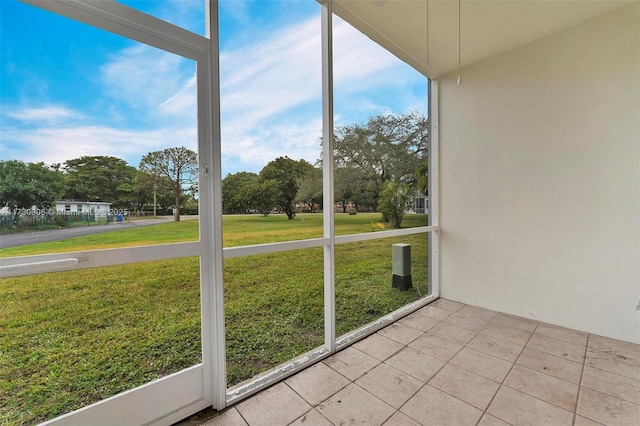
[{"left": 332, "top": 0, "right": 635, "bottom": 78}]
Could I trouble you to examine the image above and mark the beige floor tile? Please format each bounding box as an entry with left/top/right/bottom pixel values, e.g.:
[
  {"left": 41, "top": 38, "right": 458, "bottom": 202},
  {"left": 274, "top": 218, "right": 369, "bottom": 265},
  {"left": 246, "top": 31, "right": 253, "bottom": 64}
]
[
  {"left": 418, "top": 304, "right": 453, "bottom": 321},
  {"left": 588, "top": 334, "right": 640, "bottom": 361},
  {"left": 323, "top": 346, "right": 379, "bottom": 381},
  {"left": 317, "top": 383, "right": 395, "bottom": 426},
  {"left": 491, "top": 312, "right": 538, "bottom": 333},
  {"left": 457, "top": 305, "right": 499, "bottom": 322},
  {"left": 467, "top": 333, "right": 523, "bottom": 362},
  {"left": 582, "top": 365, "right": 640, "bottom": 405},
  {"left": 383, "top": 411, "right": 422, "bottom": 426},
  {"left": 184, "top": 302, "right": 640, "bottom": 426},
  {"left": 477, "top": 414, "right": 511, "bottom": 426},
  {"left": 503, "top": 364, "right": 578, "bottom": 411},
  {"left": 201, "top": 408, "right": 247, "bottom": 426},
  {"left": 450, "top": 347, "right": 513, "bottom": 382},
  {"left": 401, "top": 384, "right": 483, "bottom": 425},
  {"left": 285, "top": 362, "right": 350, "bottom": 406},
  {"left": 398, "top": 311, "right": 440, "bottom": 333},
  {"left": 430, "top": 298, "right": 464, "bottom": 312},
  {"left": 355, "top": 363, "right": 423, "bottom": 408},
  {"left": 487, "top": 386, "right": 573, "bottom": 426},
  {"left": 235, "top": 382, "right": 312, "bottom": 426},
  {"left": 526, "top": 333, "right": 586, "bottom": 363},
  {"left": 378, "top": 322, "right": 423, "bottom": 345},
  {"left": 586, "top": 348, "right": 640, "bottom": 380},
  {"left": 288, "top": 409, "right": 333, "bottom": 426},
  {"left": 429, "top": 364, "right": 500, "bottom": 410},
  {"left": 480, "top": 322, "right": 532, "bottom": 346},
  {"left": 577, "top": 387, "right": 640, "bottom": 426},
  {"left": 354, "top": 333, "right": 405, "bottom": 361},
  {"left": 443, "top": 312, "right": 490, "bottom": 332},
  {"left": 516, "top": 347, "right": 583, "bottom": 384},
  {"left": 407, "top": 332, "right": 464, "bottom": 362},
  {"left": 573, "top": 415, "right": 604, "bottom": 426},
  {"left": 535, "top": 323, "right": 588, "bottom": 347},
  {"left": 428, "top": 322, "right": 478, "bottom": 346},
  {"left": 385, "top": 346, "right": 445, "bottom": 382}
]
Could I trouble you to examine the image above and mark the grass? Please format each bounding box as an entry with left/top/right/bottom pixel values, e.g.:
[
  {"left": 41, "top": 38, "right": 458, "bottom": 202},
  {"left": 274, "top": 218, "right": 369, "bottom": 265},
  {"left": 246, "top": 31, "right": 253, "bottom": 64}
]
[
  {"left": 0, "top": 213, "right": 428, "bottom": 258},
  {"left": 0, "top": 220, "right": 199, "bottom": 257},
  {"left": 0, "top": 213, "right": 428, "bottom": 425},
  {"left": 0, "top": 258, "right": 202, "bottom": 425}
]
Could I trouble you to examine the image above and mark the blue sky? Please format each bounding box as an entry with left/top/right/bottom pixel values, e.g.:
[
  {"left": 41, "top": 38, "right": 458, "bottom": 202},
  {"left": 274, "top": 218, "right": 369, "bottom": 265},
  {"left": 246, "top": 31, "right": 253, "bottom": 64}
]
[{"left": 0, "top": 0, "right": 427, "bottom": 176}]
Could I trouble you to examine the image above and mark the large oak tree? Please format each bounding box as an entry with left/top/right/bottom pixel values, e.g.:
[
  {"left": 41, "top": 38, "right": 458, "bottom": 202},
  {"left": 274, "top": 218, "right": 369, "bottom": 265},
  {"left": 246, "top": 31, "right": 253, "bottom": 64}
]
[
  {"left": 334, "top": 111, "right": 428, "bottom": 210},
  {"left": 222, "top": 172, "right": 259, "bottom": 214},
  {"left": 259, "top": 156, "right": 311, "bottom": 219},
  {"left": 63, "top": 156, "right": 136, "bottom": 208}
]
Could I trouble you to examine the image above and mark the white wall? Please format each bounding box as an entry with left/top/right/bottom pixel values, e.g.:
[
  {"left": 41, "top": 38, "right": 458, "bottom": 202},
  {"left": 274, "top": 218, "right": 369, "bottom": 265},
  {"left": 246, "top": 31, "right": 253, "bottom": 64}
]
[{"left": 439, "top": 3, "right": 640, "bottom": 343}]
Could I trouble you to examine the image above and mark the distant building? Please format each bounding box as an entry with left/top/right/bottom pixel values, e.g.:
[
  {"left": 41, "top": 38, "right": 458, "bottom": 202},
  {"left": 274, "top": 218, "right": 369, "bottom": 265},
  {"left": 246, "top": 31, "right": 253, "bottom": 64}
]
[
  {"left": 54, "top": 200, "right": 112, "bottom": 217},
  {"left": 406, "top": 193, "right": 428, "bottom": 214}
]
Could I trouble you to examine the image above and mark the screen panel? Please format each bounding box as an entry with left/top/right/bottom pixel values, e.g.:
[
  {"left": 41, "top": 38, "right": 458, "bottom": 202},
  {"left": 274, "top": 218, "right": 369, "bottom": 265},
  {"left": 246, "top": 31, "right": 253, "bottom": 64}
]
[
  {"left": 224, "top": 247, "right": 324, "bottom": 387},
  {"left": 331, "top": 11, "right": 430, "bottom": 338},
  {"left": 0, "top": 257, "right": 201, "bottom": 424},
  {"left": 0, "top": 2, "right": 205, "bottom": 422},
  {"left": 219, "top": 0, "right": 323, "bottom": 244},
  {"left": 0, "top": 1, "right": 199, "bottom": 254}
]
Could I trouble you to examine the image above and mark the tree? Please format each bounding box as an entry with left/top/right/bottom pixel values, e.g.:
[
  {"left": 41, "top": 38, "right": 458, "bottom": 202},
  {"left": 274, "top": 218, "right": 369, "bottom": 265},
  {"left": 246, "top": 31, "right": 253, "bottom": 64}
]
[
  {"left": 334, "top": 166, "right": 378, "bottom": 213},
  {"left": 334, "top": 111, "right": 428, "bottom": 210},
  {"left": 63, "top": 156, "right": 137, "bottom": 208},
  {"left": 246, "top": 178, "right": 279, "bottom": 216},
  {"left": 127, "top": 170, "right": 174, "bottom": 215},
  {"left": 296, "top": 166, "right": 322, "bottom": 212},
  {"left": 415, "top": 159, "right": 428, "bottom": 196},
  {"left": 259, "top": 157, "right": 311, "bottom": 219},
  {"left": 378, "top": 181, "right": 411, "bottom": 229},
  {"left": 139, "top": 147, "right": 198, "bottom": 221},
  {"left": 222, "top": 172, "right": 259, "bottom": 214},
  {"left": 0, "top": 160, "right": 65, "bottom": 209}
]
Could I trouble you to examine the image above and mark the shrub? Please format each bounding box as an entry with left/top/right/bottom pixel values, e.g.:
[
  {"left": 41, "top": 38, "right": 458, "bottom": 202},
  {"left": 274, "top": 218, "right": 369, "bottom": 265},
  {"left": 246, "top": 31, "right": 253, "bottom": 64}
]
[{"left": 378, "top": 181, "right": 411, "bottom": 229}]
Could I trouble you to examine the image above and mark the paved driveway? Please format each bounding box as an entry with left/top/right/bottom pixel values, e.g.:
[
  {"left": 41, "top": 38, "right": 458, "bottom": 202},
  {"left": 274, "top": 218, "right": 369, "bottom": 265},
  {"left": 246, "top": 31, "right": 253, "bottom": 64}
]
[{"left": 0, "top": 218, "right": 178, "bottom": 249}]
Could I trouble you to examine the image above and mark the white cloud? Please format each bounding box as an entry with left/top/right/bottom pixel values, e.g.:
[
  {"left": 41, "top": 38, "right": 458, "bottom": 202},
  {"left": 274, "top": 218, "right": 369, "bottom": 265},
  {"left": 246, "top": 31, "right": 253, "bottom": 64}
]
[
  {"left": 332, "top": 19, "right": 401, "bottom": 86},
  {"left": 154, "top": 0, "right": 205, "bottom": 35},
  {"left": 159, "top": 74, "right": 197, "bottom": 119},
  {"left": 1, "top": 9, "right": 425, "bottom": 176},
  {"left": 218, "top": 16, "right": 403, "bottom": 127},
  {"left": 220, "top": 17, "right": 416, "bottom": 125},
  {"left": 100, "top": 44, "right": 195, "bottom": 112},
  {"left": 1, "top": 122, "right": 196, "bottom": 166},
  {"left": 5, "top": 106, "right": 84, "bottom": 124},
  {"left": 1, "top": 42, "right": 199, "bottom": 167},
  {"left": 215, "top": 15, "right": 417, "bottom": 172},
  {"left": 219, "top": 0, "right": 250, "bottom": 24},
  {"left": 221, "top": 118, "right": 322, "bottom": 173},
  {"left": 220, "top": 17, "right": 322, "bottom": 124}
]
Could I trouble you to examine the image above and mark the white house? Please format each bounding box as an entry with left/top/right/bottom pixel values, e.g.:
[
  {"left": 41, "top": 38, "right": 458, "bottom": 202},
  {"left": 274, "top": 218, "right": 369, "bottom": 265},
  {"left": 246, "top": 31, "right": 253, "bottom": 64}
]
[{"left": 54, "top": 200, "right": 112, "bottom": 217}]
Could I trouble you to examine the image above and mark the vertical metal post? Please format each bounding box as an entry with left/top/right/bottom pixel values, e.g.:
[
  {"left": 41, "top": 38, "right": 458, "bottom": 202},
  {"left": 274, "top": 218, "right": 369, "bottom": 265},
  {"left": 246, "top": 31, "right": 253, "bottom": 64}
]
[
  {"left": 202, "top": 0, "right": 227, "bottom": 410},
  {"left": 321, "top": 0, "right": 336, "bottom": 353},
  {"left": 428, "top": 79, "right": 440, "bottom": 298}
]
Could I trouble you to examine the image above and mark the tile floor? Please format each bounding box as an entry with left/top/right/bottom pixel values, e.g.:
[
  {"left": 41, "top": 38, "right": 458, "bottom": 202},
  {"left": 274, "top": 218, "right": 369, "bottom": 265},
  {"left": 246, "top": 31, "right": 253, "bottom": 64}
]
[{"left": 179, "top": 299, "right": 640, "bottom": 426}]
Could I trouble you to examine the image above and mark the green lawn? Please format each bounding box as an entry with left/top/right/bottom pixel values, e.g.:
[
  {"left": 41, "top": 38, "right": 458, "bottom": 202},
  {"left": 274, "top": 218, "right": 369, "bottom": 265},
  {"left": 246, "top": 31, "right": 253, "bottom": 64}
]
[{"left": 0, "top": 213, "right": 429, "bottom": 425}]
